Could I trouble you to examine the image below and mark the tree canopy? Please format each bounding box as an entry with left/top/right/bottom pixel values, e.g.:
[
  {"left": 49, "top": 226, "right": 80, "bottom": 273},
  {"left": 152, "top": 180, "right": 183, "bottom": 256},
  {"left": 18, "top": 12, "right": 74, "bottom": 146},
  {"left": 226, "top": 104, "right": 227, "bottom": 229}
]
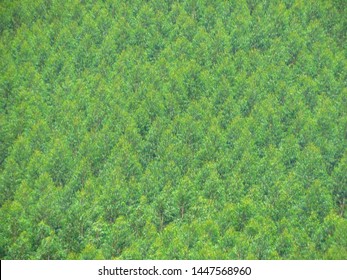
[{"left": 0, "top": 0, "right": 346, "bottom": 259}]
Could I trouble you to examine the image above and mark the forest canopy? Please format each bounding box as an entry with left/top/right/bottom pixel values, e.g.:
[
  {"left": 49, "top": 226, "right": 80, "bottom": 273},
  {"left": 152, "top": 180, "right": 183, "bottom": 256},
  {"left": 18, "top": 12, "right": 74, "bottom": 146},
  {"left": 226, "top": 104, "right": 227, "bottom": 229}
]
[{"left": 0, "top": 0, "right": 346, "bottom": 259}]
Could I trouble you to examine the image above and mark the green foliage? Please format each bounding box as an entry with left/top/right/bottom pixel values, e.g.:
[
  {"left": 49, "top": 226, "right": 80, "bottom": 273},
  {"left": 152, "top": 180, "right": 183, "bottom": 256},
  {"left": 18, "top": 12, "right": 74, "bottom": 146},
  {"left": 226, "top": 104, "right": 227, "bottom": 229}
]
[{"left": 0, "top": 0, "right": 346, "bottom": 260}]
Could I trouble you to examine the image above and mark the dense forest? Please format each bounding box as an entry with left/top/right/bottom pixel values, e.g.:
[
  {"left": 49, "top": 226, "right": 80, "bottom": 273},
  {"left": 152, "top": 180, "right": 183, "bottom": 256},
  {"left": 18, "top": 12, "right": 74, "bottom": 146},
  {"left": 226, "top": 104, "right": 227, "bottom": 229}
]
[{"left": 0, "top": 0, "right": 346, "bottom": 260}]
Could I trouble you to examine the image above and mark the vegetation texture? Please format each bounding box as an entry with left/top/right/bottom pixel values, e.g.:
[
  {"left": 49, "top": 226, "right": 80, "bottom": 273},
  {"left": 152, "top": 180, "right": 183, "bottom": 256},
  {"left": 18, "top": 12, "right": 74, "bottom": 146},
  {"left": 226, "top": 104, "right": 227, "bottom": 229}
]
[{"left": 0, "top": 0, "right": 346, "bottom": 260}]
